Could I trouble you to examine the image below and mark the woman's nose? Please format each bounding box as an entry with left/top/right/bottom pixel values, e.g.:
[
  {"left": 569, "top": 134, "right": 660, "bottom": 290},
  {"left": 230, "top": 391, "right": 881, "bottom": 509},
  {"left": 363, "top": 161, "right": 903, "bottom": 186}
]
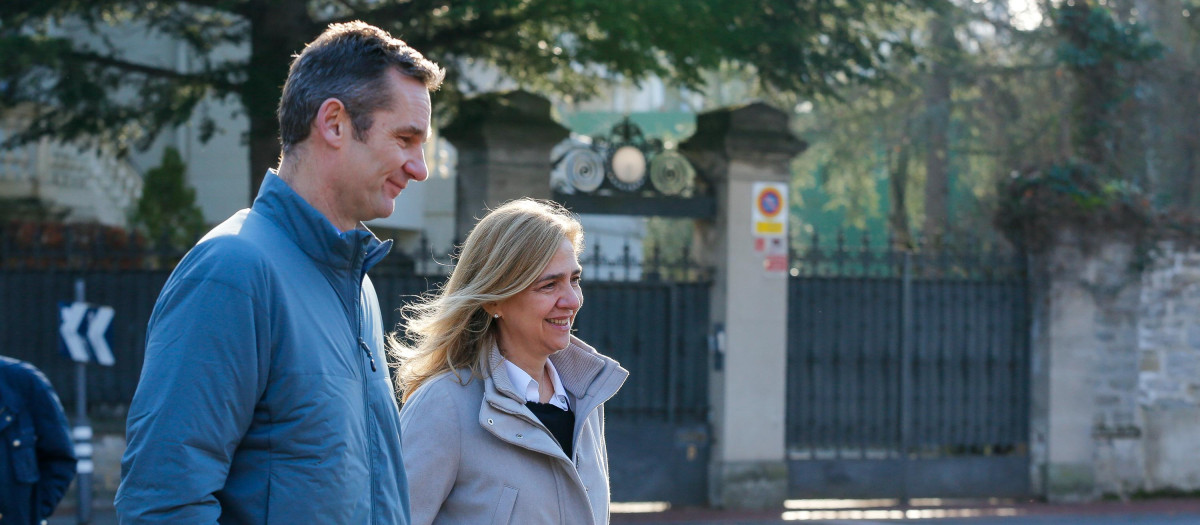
[{"left": 560, "top": 288, "right": 582, "bottom": 310}]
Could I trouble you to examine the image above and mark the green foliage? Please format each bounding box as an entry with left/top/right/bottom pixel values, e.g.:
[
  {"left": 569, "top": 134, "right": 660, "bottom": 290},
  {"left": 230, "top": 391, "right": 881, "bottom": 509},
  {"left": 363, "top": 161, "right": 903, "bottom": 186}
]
[
  {"left": 1055, "top": 6, "right": 1162, "bottom": 68},
  {"left": 787, "top": 1, "right": 1063, "bottom": 245},
  {"left": 1, "top": 0, "right": 946, "bottom": 197},
  {"left": 994, "top": 161, "right": 1152, "bottom": 252},
  {"left": 131, "top": 147, "right": 205, "bottom": 250},
  {"left": 1052, "top": 1, "right": 1164, "bottom": 168}
]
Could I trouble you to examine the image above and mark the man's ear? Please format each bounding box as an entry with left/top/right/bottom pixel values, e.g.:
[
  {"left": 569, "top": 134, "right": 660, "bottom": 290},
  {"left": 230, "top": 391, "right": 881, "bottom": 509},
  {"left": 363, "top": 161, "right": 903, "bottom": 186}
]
[{"left": 314, "top": 98, "right": 348, "bottom": 147}]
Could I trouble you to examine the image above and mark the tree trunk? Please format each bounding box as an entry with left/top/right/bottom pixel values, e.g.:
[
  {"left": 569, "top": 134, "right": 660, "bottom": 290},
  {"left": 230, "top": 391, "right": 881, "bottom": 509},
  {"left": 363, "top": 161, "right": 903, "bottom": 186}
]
[
  {"left": 888, "top": 119, "right": 914, "bottom": 249},
  {"left": 242, "top": 0, "right": 315, "bottom": 202},
  {"left": 922, "top": 14, "right": 955, "bottom": 241}
]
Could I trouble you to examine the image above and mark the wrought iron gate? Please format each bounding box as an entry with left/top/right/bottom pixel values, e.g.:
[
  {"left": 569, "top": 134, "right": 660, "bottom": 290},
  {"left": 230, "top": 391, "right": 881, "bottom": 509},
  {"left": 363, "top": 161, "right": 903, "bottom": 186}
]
[
  {"left": 575, "top": 280, "right": 711, "bottom": 506},
  {"left": 786, "top": 235, "right": 1031, "bottom": 498}
]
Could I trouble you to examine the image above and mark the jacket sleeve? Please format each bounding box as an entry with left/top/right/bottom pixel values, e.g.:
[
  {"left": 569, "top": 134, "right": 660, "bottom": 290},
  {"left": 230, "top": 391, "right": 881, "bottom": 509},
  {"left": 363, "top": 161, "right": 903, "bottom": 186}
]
[
  {"left": 399, "top": 382, "right": 461, "bottom": 525},
  {"left": 115, "top": 268, "right": 269, "bottom": 524},
  {"left": 28, "top": 367, "right": 76, "bottom": 520}
]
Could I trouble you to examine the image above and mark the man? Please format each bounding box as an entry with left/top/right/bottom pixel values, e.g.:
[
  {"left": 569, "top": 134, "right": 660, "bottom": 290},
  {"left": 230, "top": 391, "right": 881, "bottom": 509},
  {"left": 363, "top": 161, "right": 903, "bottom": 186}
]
[
  {"left": 115, "top": 21, "right": 444, "bottom": 524},
  {"left": 0, "top": 356, "right": 76, "bottom": 525}
]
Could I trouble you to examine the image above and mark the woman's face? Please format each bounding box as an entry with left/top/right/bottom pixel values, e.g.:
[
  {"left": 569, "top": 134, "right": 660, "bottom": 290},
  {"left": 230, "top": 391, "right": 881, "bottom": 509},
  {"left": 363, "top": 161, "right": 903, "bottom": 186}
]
[{"left": 493, "top": 238, "right": 583, "bottom": 359}]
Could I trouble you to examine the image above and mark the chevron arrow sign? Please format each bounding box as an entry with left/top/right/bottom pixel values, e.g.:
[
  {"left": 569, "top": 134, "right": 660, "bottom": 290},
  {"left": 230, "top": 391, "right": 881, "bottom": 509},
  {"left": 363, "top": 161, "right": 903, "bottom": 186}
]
[{"left": 58, "top": 302, "right": 115, "bottom": 366}]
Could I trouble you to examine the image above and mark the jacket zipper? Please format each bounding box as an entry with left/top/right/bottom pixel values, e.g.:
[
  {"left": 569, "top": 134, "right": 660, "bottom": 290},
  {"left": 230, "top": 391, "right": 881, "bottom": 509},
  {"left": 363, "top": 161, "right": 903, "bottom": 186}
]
[{"left": 353, "top": 247, "right": 377, "bottom": 524}]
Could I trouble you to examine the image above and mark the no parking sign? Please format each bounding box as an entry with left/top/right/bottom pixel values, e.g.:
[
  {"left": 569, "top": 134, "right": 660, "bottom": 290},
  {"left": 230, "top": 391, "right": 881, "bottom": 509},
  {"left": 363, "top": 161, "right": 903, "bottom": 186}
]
[
  {"left": 752, "top": 182, "right": 788, "bottom": 273},
  {"left": 752, "top": 182, "right": 788, "bottom": 237}
]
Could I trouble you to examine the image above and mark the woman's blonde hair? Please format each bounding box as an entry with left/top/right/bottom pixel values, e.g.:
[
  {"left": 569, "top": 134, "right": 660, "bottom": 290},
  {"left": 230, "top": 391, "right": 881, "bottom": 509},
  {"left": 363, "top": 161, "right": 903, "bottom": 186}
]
[{"left": 393, "top": 198, "right": 583, "bottom": 402}]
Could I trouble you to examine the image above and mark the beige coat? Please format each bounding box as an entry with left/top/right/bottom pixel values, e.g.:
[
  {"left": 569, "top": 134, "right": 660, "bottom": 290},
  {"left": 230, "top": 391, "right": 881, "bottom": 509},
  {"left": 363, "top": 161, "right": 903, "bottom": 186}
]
[{"left": 399, "top": 336, "right": 628, "bottom": 525}]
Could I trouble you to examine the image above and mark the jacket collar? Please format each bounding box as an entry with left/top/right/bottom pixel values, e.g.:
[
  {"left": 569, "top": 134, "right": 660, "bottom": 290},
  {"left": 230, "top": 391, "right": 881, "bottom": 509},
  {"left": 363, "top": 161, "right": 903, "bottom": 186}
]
[
  {"left": 253, "top": 170, "right": 392, "bottom": 271},
  {"left": 485, "top": 336, "right": 628, "bottom": 410},
  {"left": 479, "top": 337, "right": 628, "bottom": 462}
]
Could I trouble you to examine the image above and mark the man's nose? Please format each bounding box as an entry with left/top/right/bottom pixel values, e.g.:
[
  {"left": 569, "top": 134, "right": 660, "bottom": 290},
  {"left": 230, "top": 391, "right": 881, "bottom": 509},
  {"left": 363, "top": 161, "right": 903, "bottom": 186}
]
[
  {"left": 406, "top": 146, "right": 429, "bottom": 181},
  {"left": 405, "top": 158, "right": 429, "bottom": 181}
]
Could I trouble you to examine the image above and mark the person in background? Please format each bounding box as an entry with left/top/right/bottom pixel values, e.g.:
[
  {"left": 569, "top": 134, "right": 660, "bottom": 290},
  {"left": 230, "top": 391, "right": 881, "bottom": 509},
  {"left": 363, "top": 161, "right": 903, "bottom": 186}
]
[
  {"left": 115, "top": 21, "right": 443, "bottom": 524},
  {"left": 396, "top": 198, "right": 628, "bottom": 525},
  {"left": 1, "top": 355, "right": 76, "bottom": 525}
]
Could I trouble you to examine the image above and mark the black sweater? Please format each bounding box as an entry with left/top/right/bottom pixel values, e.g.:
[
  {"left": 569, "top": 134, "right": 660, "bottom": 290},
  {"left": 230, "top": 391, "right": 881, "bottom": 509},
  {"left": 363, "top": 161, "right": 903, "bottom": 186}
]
[{"left": 525, "top": 401, "right": 575, "bottom": 459}]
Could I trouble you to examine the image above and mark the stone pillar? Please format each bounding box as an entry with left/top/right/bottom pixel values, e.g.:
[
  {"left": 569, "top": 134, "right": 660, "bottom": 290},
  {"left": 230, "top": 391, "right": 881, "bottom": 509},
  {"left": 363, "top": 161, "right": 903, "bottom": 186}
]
[
  {"left": 680, "top": 102, "right": 805, "bottom": 509},
  {"left": 1029, "top": 229, "right": 1143, "bottom": 501},
  {"left": 440, "top": 90, "right": 569, "bottom": 239}
]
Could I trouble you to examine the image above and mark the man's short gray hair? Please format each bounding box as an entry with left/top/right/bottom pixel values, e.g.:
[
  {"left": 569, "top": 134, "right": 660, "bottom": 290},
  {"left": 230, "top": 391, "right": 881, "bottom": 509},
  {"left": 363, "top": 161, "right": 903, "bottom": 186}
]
[{"left": 277, "top": 21, "right": 445, "bottom": 153}]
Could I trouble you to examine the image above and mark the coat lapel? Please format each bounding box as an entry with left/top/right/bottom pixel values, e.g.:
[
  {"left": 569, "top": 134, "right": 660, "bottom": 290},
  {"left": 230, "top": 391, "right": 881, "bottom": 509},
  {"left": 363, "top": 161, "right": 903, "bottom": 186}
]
[
  {"left": 477, "top": 339, "right": 629, "bottom": 464},
  {"left": 480, "top": 345, "right": 571, "bottom": 460}
]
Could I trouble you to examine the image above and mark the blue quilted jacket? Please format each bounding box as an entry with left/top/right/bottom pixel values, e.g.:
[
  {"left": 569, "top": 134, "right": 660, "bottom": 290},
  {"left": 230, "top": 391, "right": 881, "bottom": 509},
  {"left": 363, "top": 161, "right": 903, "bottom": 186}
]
[{"left": 116, "top": 171, "right": 409, "bottom": 524}]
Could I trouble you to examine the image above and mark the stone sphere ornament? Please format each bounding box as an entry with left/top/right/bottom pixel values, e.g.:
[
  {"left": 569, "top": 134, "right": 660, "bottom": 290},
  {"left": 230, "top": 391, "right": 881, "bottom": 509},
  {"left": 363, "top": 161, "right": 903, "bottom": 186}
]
[
  {"left": 649, "top": 151, "right": 695, "bottom": 196},
  {"left": 607, "top": 145, "right": 647, "bottom": 191},
  {"left": 562, "top": 148, "right": 606, "bottom": 192}
]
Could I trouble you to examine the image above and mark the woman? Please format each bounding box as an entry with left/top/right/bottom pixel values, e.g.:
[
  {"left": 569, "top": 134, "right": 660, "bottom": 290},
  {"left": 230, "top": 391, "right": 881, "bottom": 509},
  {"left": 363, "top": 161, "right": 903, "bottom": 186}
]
[{"left": 395, "top": 198, "right": 628, "bottom": 525}]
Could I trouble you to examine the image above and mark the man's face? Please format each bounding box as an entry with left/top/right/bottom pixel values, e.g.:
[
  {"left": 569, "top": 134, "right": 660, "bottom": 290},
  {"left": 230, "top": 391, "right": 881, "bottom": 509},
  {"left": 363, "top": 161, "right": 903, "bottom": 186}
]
[{"left": 333, "top": 69, "right": 432, "bottom": 228}]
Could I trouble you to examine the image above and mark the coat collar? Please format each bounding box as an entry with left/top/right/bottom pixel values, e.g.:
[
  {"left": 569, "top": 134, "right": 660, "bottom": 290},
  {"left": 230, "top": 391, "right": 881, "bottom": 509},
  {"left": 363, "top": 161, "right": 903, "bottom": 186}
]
[
  {"left": 252, "top": 170, "right": 392, "bottom": 271},
  {"left": 479, "top": 337, "right": 627, "bottom": 463},
  {"left": 484, "top": 336, "right": 628, "bottom": 415}
]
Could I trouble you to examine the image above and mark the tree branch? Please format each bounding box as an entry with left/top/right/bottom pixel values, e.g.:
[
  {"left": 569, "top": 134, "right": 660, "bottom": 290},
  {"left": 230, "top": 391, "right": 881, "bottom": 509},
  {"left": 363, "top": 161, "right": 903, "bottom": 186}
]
[
  {"left": 324, "top": 0, "right": 445, "bottom": 26},
  {"left": 173, "top": 0, "right": 249, "bottom": 17},
  {"left": 69, "top": 50, "right": 242, "bottom": 92}
]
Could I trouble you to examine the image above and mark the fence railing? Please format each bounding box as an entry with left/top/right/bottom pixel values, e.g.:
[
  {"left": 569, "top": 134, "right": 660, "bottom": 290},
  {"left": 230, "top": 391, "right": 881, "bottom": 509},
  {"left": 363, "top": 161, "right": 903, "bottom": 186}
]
[
  {"left": 790, "top": 230, "right": 1025, "bottom": 280},
  {"left": 1, "top": 223, "right": 712, "bottom": 415},
  {"left": 3, "top": 221, "right": 712, "bottom": 282}
]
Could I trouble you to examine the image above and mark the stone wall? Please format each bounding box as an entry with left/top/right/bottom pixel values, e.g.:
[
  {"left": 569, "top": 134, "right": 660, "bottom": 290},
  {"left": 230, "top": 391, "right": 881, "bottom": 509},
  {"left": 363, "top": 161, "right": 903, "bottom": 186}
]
[
  {"left": 1035, "top": 233, "right": 1200, "bottom": 500},
  {"left": 1137, "top": 242, "right": 1200, "bottom": 492}
]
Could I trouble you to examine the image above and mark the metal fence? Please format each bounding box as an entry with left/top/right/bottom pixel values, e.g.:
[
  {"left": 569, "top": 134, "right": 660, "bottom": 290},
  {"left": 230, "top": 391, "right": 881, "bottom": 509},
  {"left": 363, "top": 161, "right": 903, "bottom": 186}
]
[
  {"left": 786, "top": 231, "right": 1031, "bottom": 498},
  {"left": 1, "top": 224, "right": 711, "bottom": 419}
]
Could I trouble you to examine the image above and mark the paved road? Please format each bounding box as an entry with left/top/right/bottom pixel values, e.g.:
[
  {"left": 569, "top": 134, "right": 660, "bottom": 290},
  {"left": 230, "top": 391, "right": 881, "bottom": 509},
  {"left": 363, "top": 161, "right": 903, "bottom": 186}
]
[
  {"left": 611, "top": 514, "right": 1200, "bottom": 525},
  {"left": 48, "top": 499, "right": 1200, "bottom": 524},
  {"left": 612, "top": 499, "right": 1200, "bottom": 525}
]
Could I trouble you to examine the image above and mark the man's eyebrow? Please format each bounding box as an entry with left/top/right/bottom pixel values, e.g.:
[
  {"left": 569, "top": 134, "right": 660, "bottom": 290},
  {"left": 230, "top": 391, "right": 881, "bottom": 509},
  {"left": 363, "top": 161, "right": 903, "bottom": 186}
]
[{"left": 390, "top": 125, "right": 428, "bottom": 140}]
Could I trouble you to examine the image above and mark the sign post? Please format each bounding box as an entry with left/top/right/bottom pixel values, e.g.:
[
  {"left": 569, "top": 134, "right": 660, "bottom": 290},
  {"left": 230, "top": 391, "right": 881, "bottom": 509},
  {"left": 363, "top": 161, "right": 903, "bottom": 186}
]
[
  {"left": 751, "top": 182, "right": 789, "bottom": 274},
  {"left": 58, "top": 279, "right": 115, "bottom": 524},
  {"left": 73, "top": 280, "right": 93, "bottom": 525}
]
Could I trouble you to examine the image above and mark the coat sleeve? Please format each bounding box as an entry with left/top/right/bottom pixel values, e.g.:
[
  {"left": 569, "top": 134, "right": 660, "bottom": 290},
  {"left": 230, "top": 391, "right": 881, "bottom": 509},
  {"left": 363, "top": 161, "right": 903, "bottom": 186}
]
[
  {"left": 115, "top": 264, "right": 269, "bottom": 524},
  {"left": 399, "top": 381, "right": 461, "bottom": 525},
  {"left": 27, "top": 366, "right": 76, "bottom": 521}
]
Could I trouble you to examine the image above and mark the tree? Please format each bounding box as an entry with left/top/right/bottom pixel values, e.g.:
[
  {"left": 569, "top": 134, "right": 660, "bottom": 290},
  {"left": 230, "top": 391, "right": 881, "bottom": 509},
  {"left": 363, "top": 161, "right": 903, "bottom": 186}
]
[
  {"left": 131, "top": 146, "right": 206, "bottom": 251},
  {"left": 788, "top": 1, "right": 1081, "bottom": 245},
  {"left": 1053, "top": 0, "right": 1162, "bottom": 172},
  {"left": 1, "top": 0, "right": 946, "bottom": 202}
]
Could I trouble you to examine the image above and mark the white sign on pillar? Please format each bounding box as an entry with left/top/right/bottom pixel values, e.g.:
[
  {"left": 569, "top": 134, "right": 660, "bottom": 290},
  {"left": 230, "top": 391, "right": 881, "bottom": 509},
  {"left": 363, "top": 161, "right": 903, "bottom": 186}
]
[{"left": 752, "top": 182, "right": 789, "bottom": 273}]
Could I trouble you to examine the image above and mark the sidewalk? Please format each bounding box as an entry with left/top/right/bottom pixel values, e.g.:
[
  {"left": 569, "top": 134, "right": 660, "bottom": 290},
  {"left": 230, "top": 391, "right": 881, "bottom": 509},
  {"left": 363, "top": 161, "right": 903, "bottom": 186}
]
[{"left": 611, "top": 498, "right": 1200, "bottom": 524}]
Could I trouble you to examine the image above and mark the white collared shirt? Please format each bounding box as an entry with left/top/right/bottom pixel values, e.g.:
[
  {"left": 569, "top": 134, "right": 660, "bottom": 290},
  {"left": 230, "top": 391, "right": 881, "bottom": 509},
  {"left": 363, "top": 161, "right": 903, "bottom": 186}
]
[{"left": 503, "top": 358, "right": 570, "bottom": 411}]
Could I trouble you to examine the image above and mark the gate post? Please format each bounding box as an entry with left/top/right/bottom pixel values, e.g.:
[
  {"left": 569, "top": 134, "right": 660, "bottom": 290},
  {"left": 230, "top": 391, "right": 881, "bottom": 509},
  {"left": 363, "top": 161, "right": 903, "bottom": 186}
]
[
  {"left": 681, "top": 103, "right": 805, "bottom": 509},
  {"left": 1029, "top": 230, "right": 1143, "bottom": 500},
  {"left": 440, "top": 90, "right": 570, "bottom": 240}
]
